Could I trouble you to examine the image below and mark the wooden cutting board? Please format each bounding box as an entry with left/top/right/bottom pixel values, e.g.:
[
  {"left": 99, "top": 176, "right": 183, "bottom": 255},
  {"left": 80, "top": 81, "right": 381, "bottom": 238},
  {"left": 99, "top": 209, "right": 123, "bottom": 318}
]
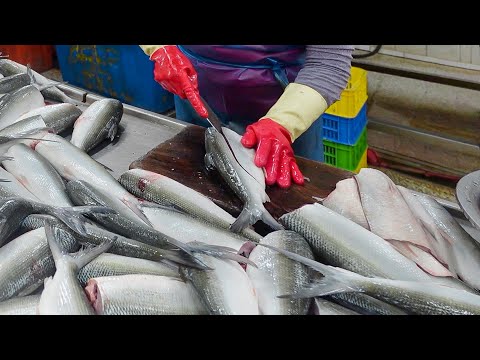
[{"left": 130, "top": 125, "right": 353, "bottom": 233}]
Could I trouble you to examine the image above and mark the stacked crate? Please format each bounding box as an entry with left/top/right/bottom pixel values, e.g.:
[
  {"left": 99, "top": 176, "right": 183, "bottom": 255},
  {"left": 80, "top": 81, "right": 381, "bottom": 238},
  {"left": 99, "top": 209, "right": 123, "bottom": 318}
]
[{"left": 321, "top": 67, "right": 369, "bottom": 173}]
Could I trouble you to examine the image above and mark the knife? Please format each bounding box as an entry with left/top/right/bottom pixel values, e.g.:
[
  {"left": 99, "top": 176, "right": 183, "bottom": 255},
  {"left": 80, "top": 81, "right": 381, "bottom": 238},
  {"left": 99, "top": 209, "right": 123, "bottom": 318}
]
[{"left": 199, "top": 95, "right": 225, "bottom": 135}]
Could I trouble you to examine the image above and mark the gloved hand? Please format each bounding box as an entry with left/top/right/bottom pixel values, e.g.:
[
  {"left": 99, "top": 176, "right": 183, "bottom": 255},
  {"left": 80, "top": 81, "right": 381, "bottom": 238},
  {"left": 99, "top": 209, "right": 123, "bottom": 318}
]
[
  {"left": 148, "top": 45, "right": 208, "bottom": 118},
  {"left": 241, "top": 83, "right": 329, "bottom": 189},
  {"left": 241, "top": 118, "right": 304, "bottom": 189}
]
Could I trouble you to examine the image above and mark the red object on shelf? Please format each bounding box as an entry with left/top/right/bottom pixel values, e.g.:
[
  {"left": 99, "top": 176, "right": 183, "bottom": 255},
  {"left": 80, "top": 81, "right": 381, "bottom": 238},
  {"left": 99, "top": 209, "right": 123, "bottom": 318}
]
[{"left": 0, "top": 45, "right": 55, "bottom": 73}]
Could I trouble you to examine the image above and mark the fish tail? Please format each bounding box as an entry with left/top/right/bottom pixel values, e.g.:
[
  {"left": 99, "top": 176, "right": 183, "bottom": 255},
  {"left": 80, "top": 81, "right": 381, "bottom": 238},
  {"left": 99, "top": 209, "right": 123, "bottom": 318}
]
[
  {"left": 45, "top": 222, "right": 116, "bottom": 269},
  {"left": 49, "top": 205, "right": 117, "bottom": 237},
  {"left": 261, "top": 208, "right": 284, "bottom": 231},
  {"left": 230, "top": 206, "right": 255, "bottom": 233},
  {"left": 187, "top": 241, "right": 258, "bottom": 268},
  {"left": 122, "top": 197, "right": 154, "bottom": 228}
]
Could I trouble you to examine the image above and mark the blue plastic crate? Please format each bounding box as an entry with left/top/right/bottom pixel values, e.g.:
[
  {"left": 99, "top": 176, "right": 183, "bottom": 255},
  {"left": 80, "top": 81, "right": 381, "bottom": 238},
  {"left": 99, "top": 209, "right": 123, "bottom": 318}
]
[
  {"left": 321, "top": 101, "right": 368, "bottom": 145},
  {"left": 55, "top": 45, "right": 174, "bottom": 113}
]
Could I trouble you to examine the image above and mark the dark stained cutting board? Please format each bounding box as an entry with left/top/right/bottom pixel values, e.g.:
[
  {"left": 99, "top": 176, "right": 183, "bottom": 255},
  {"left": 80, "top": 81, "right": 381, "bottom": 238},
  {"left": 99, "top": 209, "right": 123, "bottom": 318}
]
[{"left": 129, "top": 125, "right": 353, "bottom": 229}]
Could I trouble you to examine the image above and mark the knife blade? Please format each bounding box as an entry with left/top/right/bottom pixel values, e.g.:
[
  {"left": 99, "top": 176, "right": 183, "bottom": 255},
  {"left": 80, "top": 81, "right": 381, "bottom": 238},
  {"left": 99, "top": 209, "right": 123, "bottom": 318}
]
[{"left": 199, "top": 95, "right": 224, "bottom": 135}]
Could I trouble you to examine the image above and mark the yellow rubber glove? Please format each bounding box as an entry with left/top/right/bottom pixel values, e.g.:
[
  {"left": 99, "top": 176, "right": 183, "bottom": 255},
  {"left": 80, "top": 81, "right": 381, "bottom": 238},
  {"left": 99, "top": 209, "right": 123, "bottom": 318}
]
[
  {"left": 262, "top": 82, "right": 328, "bottom": 142},
  {"left": 139, "top": 45, "right": 167, "bottom": 57}
]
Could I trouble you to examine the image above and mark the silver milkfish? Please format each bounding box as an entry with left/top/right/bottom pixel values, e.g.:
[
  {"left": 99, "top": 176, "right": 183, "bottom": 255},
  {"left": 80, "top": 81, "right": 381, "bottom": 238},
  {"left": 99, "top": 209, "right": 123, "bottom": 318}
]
[
  {"left": 246, "top": 230, "right": 313, "bottom": 315},
  {"left": 0, "top": 73, "right": 31, "bottom": 95},
  {"left": 0, "top": 227, "right": 78, "bottom": 301},
  {"left": 264, "top": 244, "right": 480, "bottom": 315},
  {"left": 6, "top": 103, "right": 83, "bottom": 136},
  {"left": 0, "top": 295, "right": 41, "bottom": 315},
  {"left": 279, "top": 203, "right": 432, "bottom": 281},
  {"left": 0, "top": 59, "right": 83, "bottom": 106},
  {"left": 38, "top": 223, "right": 115, "bottom": 315},
  {"left": 27, "top": 132, "right": 151, "bottom": 226},
  {"left": 85, "top": 275, "right": 208, "bottom": 315},
  {"left": 77, "top": 253, "right": 179, "bottom": 286},
  {"left": 21, "top": 214, "right": 204, "bottom": 270},
  {"left": 118, "top": 169, "right": 262, "bottom": 242},
  {"left": 2, "top": 143, "right": 73, "bottom": 207},
  {"left": 0, "top": 166, "right": 39, "bottom": 201},
  {"left": 204, "top": 126, "right": 282, "bottom": 233},
  {"left": 70, "top": 98, "right": 123, "bottom": 152},
  {"left": 0, "top": 85, "right": 45, "bottom": 130},
  {"left": 180, "top": 253, "right": 260, "bottom": 315}
]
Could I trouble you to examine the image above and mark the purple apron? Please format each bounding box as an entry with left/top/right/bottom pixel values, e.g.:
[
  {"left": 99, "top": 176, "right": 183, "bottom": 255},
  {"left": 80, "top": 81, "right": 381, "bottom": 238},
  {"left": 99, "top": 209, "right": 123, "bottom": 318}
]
[{"left": 174, "top": 45, "right": 324, "bottom": 162}]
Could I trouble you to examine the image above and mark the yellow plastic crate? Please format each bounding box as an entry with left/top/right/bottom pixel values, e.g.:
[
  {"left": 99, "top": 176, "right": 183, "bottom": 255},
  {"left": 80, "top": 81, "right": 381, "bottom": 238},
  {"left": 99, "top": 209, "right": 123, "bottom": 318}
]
[
  {"left": 353, "top": 148, "right": 368, "bottom": 174},
  {"left": 325, "top": 67, "right": 368, "bottom": 118}
]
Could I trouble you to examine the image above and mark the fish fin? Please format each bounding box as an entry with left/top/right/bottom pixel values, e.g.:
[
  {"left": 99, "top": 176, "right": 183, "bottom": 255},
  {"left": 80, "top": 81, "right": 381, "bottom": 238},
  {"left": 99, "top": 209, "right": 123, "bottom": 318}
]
[
  {"left": 93, "top": 159, "right": 113, "bottom": 172},
  {"left": 230, "top": 207, "right": 254, "bottom": 233},
  {"left": 0, "top": 179, "right": 11, "bottom": 183},
  {"left": 122, "top": 198, "right": 154, "bottom": 227},
  {"left": 107, "top": 122, "right": 119, "bottom": 142},
  {"left": 44, "top": 223, "right": 68, "bottom": 265},
  {"left": 139, "top": 201, "right": 186, "bottom": 215},
  {"left": 261, "top": 208, "right": 284, "bottom": 231},
  {"left": 49, "top": 205, "right": 117, "bottom": 237},
  {"left": 155, "top": 248, "right": 213, "bottom": 270},
  {"left": 187, "top": 241, "right": 258, "bottom": 268},
  {"left": 70, "top": 236, "right": 116, "bottom": 269},
  {"left": 0, "top": 156, "right": 13, "bottom": 162}
]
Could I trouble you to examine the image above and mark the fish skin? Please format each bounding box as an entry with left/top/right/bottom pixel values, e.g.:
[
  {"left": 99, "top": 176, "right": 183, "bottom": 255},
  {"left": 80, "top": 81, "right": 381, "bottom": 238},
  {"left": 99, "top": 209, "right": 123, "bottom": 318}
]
[
  {"left": 77, "top": 253, "right": 179, "bottom": 286},
  {"left": 3, "top": 143, "right": 73, "bottom": 207},
  {"left": 180, "top": 254, "right": 259, "bottom": 315},
  {"left": 0, "top": 85, "right": 45, "bottom": 130},
  {"left": 246, "top": 230, "right": 313, "bottom": 315},
  {"left": 313, "top": 298, "right": 361, "bottom": 315},
  {"left": 0, "top": 167, "right": 40, "bottom": 201},
  {"left": 0, "top": 73, "right": 31, "bottom": 95},
  {"left": 71, "top": 99, "right": 123, "bottom": 152},
  {"left": 0, "top": 227, "right": 78, "bottom": 301},
  {"left": 12, "top": 103, "right": 82, "bottom": 135},
  {"left": 118, "top": 169, "right": 262, "bottom": 242},
  {"left": 84, "top": 275, "right": 208, "bottom": 315},
  {"left": 204, "top": 127, "right": 282, "bottom": 233},
  {"left": 0, "top": 295, "right": 41, "bottom": 315}
]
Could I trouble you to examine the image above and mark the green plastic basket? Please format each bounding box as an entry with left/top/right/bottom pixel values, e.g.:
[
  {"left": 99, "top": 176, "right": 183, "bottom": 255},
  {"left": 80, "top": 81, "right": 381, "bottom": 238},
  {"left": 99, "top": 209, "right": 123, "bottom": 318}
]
[{"left": 323, "top": 126, "right": 368, "bottom": 171}]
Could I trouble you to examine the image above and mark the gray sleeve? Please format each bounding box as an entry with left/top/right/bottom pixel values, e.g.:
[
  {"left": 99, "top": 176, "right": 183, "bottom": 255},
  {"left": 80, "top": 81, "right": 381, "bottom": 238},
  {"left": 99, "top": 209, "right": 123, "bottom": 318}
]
[{"left": 294, "top": 45, "right": 354, "bottom": 106}]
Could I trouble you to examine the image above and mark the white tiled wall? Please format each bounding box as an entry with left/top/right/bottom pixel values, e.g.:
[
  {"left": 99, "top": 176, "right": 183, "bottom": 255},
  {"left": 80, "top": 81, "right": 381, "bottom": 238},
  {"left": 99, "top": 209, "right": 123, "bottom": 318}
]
[{"left": 355, "top": 45, "right": 480, "bottom": 70}]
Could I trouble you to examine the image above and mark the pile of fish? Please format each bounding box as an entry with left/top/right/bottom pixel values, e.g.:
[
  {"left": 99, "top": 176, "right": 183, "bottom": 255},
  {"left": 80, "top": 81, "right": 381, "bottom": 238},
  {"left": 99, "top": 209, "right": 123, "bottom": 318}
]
[{"left": 1, "top": 58, "right": 480, "bottom": 315}]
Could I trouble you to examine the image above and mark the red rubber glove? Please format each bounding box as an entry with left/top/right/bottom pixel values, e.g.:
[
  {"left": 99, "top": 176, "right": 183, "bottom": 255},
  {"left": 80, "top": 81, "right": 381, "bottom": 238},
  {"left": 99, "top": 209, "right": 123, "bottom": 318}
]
[
  {"left": 241, "top": 118, "right": 305, "bottom": 189},
  {"left": 150, "top": 46, "right": 208, "bottom": 118}
]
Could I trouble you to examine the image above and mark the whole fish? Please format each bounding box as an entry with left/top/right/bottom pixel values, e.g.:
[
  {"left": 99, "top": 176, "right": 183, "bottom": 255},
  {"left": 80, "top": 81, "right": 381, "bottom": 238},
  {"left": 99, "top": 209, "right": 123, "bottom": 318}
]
[
  {"left": 29, "top": 132, "right": 151, "bottom": 226},
  {"left": 246, "top": 230, "right": 313, "bottom": 315},
  {"left": 0, "top": 295, "right": 41, "bottom": 315},
  {"left": 180, "top": 254, "right": 260, "bottom": 315},
  {"left": 0, "top": 73, "right": 31, "bottom": 95},
  {"left": 0, "top": 197, "right": 115, "bottom": 246},
  {"left": 118, "top": 169, "right": 262, "bottom": 242},
  {"left": 0, "top": 59, "right": 83, "bottom": 106},
  {"left": 0, "top": 167, "right": 39, "bottom": 201},
  {"left": 267, "top": 244, "right": 480, "bottom": 315},
  {"left": 313, "top": 298, "right": 361, "bottom": 315},
  {"left": 140, "top": 204, "right": 251, "bottom": 252},
  {"left": 38, "top": 223, "right": 114, "bottom": 315},
  {"left": 0, "top": 227, "right": 78, "bottom": 301},
  {"left": 0, "top": 85, "right": 45, "bottom": 130},
  {"left": 204, "top": 126, "right": 282, "bottom": 233},
  {"left": 404, "top": 189, "right": 480, "bottom": 291},
  {"left": 3, "top": 143, "right": 73, "bottom": 207},
  {"left": 84, "top": 275, "right": 208, "bottom": 315},
  {"left": 7, "top": 103, "right": 82, "bottom": 136},
  {"left": 21, "top": 214, "right": 206, "bottom": 270},
  {"left": 77, "top": 253, "right": 179, "bottom": 286},
  {"left": 279, "top": 203, "right": 432, "bottom": 281},
  {"left": 70, "top": 98, "right": 123, "bottom": 152}
]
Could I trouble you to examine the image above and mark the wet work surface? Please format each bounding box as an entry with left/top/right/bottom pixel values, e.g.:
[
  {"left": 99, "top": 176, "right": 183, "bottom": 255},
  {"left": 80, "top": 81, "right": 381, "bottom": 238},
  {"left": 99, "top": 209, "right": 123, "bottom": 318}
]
[{"left": 130, "top": 125, "right": 353, "bottom": 221}]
